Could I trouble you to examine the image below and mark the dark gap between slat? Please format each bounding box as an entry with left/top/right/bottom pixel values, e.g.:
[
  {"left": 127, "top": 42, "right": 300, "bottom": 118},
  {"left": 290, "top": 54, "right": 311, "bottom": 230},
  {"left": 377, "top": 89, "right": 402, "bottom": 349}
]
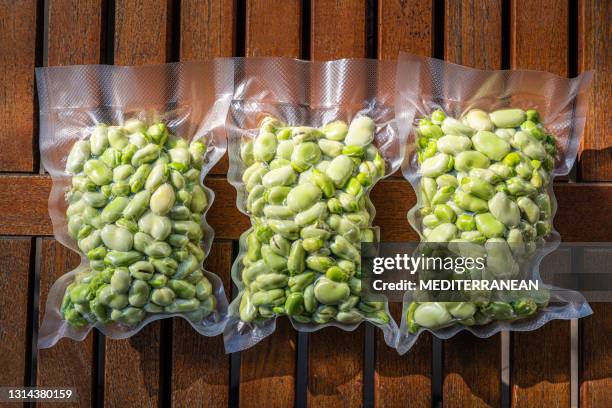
[
  {"left": 571, "top": 246, "right": 584, "bottom": 407},
  {"left": 432, "top": 337, "right": 443, "bottom": 408},
  {"left": 300, "top": 0, "right": 311, "bottom": 60},
  {"left": 502, "top": 332, "right": 514, "bottom": 408},
  {"left": 363, "top": 323, "right": 376, "bottom": 408},
  {"left": 101, "top": 0, "right": 115, "bottom": 64},
  {"left": 567, "top": 0, "right": 579, "bottom": 182},
  {"left": 229, "top": 240, "right": 241, "bottom": 408},
  {"left": 26, "top": 237, "right": 42, "bottom": 395},
  {"left": 364, "top": 3, "right": 379, "bottom": 401},
  {"left": 159, "top": 319, "right": 173, "bottom": 408},
  {"left": 235, "top": 0, "right": 246, "bottom": 57},
  {"left": 432, "top": 0, "right": 445, "bottom": 59},
  {"left": 501, "top": 0, "right": 511, "bottom": 69},
  {"left": 91, "top": 332, "right": 101, "bottom": 408},
  {"left": 365, "top": 0, "right": 378, "bottom": 59},
  {"left": 33, "top": 0, "right": 47, "bottom": 174},
  {"left": 295, "top": 332, "right": 309, "bottom": 408},
  {"left": 567, "top": 0, "right": 578, "bottom": 78},
  {"left": 501, "top": 332, "right": 511, "bottom": 408},
  {"left": 40, "top": 0, "right": 48, "bottom": 67},
  {"left": 168, "top": 0, "right": 181, "bottom": 62},
  {"left": 96, "top": 334, "right": 106, "bottom": 408}
]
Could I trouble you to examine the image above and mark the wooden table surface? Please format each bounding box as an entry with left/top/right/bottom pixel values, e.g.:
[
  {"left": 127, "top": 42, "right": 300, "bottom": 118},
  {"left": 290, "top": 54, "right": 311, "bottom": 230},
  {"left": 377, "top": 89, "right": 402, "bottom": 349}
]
[{"left": 0, "top": 1, "right": 610, "bottom": 407}]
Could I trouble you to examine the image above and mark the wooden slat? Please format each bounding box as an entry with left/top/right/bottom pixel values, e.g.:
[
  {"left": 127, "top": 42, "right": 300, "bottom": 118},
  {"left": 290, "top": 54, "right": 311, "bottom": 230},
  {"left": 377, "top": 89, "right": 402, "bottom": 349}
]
[
  {"left": 236, "top": 7, "right": 300, "bottom": 406},
  {"left": 239, "top": 319, "right": 297, "bottom": 407},
  {"left": 171, "top": 241, "right": 232, "bottom": 407},
  {"left": 311, "top": 0, "right": 366, "bottom": 60},
  {"left": 37, "top": 239, "right": 94, "bottom": 408},
  {"left": 113, "top": 0, "right": 171, "bottom": 65},
  {"left": 180, "top": 0, "right": 235, "bottom": 60},
  {"left": 580, "top": 303, "right": 612, "bottom": 408},
  {"left": 47, "top": 0, "right": 103, "bottom": 66},
  {"left": 180, "top": 0, "right": 236, "bottom": 176},
  {"left": 36, "top": 2, "right": 103, "bottom": 404},
  {"left": 0, "top": 0, "right": 37, "bottom": 171},
  {"left": 445, "top": 0, "right": 502, "bottom": 69},
  {"left": 442, "top": 3, "right": 503, "bottom": 405},
  {"left": 512, "top": 324, "right": 571, "bottom": 407},
  {"left": 307, "top": 7, "right": 367, "bottom": 405},
  {"left": 375, "top": 6, "right": 434, "bottom": 403},
  {"left": 4, "top": 176, "right": 612, "bottom": 242},
  {"left": 578, "top": 4, "right": 612, "bottom": 396},
  {"left": 378, "top": 0, "right": 433, "bottom": 59},
  {"left": 578, "top": 0, "right": 612, "bottom": 180},
  {"left": 103, "top": 2, "right": 172, "bottom": 406},
  {"left": 510, "top": 3, "right": 572, "bottom": 405},
  {"left": 443, "top": 334, "right": 501, "bottom": 407},
  {"left": 246, "top": 0, "right": 302, "bottom": 58},
  {"left": 511, "top": 0, "right": 568, "bottom": 75},
  {"left": 0, "top": 238, "right": 32, "bottom": 387},
  {"left": 104, "top": 333, "right": 162, "bottom": 407},
  {"left": 308, "top": 328, "right": 364, "bottom": 407},
  {"left": 375, "top": 303, "right": 432, "bottom": 408}
]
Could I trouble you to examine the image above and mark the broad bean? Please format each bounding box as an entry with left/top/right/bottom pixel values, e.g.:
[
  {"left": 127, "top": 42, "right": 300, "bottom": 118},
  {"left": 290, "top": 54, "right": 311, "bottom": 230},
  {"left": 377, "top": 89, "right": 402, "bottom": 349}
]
[{"left": 61, "top": 121, "right": 217, "bottom": 328}]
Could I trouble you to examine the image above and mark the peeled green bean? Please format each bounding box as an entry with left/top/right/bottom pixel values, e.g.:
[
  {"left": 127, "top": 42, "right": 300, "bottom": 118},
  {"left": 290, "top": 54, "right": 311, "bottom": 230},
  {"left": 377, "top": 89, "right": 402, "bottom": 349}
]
[
  {"left": 408, "top": 108, "right": 556, "bottom": 333},
  {"left": 61, "top": 120, "right": 216, "bottom": 328},
  {"left": 238, "top": 116, "right": 388, "bottom": 326}
]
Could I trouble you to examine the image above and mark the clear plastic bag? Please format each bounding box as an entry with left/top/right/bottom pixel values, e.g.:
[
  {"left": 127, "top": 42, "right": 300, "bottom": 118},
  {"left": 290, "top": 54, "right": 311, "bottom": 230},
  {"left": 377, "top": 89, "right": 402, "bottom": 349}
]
[
  {"left": 395, "top": 52, "right": 594, "bottom": 354},
  {"left": 224, "top": 58, "right": 402, "bottom": 352},
  {"left": 37, "top": 61, "right": 232, "bottom": 348}
]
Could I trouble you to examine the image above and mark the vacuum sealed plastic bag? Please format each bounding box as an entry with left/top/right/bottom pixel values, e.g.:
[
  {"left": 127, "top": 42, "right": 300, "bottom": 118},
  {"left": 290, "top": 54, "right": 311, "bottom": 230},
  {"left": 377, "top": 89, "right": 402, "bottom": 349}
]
[
  {"left": 37, "top": 61, "right": 232, "bottom": 348},
  {"left": 224, "top": 58, "right": 402, "bottom": 352},
  {"left": 395, "top": 52, "right": 594, "bottom": 354}
]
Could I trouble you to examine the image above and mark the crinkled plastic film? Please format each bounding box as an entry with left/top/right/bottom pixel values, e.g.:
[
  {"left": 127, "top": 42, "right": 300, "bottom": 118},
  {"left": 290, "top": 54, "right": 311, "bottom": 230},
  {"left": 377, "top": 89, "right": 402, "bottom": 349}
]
[
  {"left": 37, "top": 60, "right": 233, "bottom": 348},
  {"left": 395, "top": 52, "right": 594, "bottom": 354},
  {"left": 224, "top": 58, "right": 402, "bottom": 352}
]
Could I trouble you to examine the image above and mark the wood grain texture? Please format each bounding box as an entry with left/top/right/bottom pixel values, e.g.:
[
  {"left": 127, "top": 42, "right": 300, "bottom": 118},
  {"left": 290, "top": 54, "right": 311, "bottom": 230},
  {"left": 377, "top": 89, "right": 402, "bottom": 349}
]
[
  {"left": 47, "top": 0, "right": 103, "bottom": 66},
  {"left": 36, "top": 2, "right": 102, "bottom": 404},
  {"left": 578, "top": 0, "right": 612, "bottom": 181},
  {"left": 236, "top": 11, "right": 300, "bottom": 406},
  {"left": 442, "top": 4, "right": 502, "bottom": 404},
  {"left": 246, "top": 0, "right": 302, "bottom": 58},
  {"left": 0, "top": 238, "right": 32, "bottom": 387},
  {"left": 308, "top": 327, "right": 364, "bottom": 407},
  {"left": 510, "top": 4, "right": 572, "bottom": 405},
  {"left": 445, "top": 0, "right": 502, "bottom": 69},
  {"left": 180, "top": 0, "right": 235, "bottom": 60},
  {"left": 443, "top": 334, "right": 500, "bottom": 408},
  {"left": 114, "top": 0, "right": 171, "bottom": 65},
  {"left": 171, "top": 241, "right": 232, "bottom": 407},
  {"left": 102, "top": 3, "right": 172, "bottom": 406},
  {"left": 375, "top": 303, "right": 432, "bottom": 408},
  {"left": 37, "top": 239, "right": 94, "bottom": 408},
  {"left": 0, "top": 0, "right": 38, "bottom": 171},
  {"left": 511, "top": 0, "right": 568, "bottom": 75},
  {"left": 307, "top": 14, "right": 368, "bottom": 401},
  {"left": 180, "top": 0, "right": 237, "bottom": 174},
  {"left": 104, "top": 331, "right": 162, "bottom": 408},
  {"left": 239, "top": 318, "right": 297, "bottom": 407},
  {"left": 378, "top": 0, "right": 433, "bottom": 59},
  {"left": 373, "top": 5, "right": 434, "bottom": 407},
  {"left": 511, "top": 323, "right": 571, "bottom": 407},
  {"left": 311, "top": 0, "right": 366, "bottom": 60},
  {"left": 180, "top": 0, "right": 236, "bottom": 176},
  {"left": 580, "top": 303, "right": 612, "bottom": 408},
  {"left": 4, "top": 176, "right": 612, "bottom": 241}
]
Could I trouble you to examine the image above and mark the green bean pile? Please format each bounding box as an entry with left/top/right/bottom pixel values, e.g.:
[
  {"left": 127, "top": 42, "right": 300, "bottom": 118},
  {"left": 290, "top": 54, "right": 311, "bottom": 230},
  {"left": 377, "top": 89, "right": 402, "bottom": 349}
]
[
  {"left": 238, "top": 116, "right": 390, "bottom": 325},
  {"left": 407, "top": 108, "right": 555, "bottom": 332},
  {"left": 61, "top": 120, "right": 216, "bottom": 327}
]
